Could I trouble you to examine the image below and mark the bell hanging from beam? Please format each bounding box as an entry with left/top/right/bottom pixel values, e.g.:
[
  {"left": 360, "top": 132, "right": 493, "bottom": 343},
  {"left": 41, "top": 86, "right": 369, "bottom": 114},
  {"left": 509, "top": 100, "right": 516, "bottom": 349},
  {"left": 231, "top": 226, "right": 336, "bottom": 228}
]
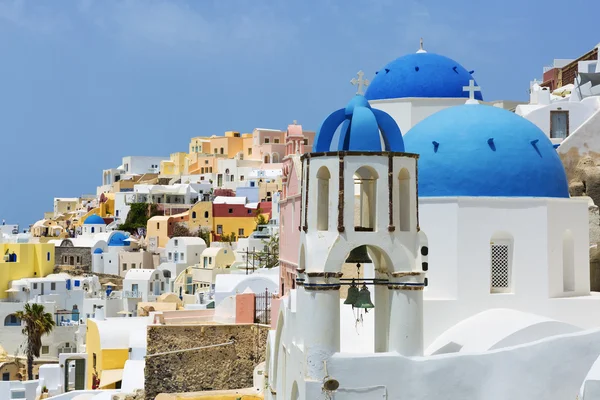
[
  {"left": 353, "top": 283, "right": 375, "bottom": 310},
  {"left": 345, "top": 245, "right": 372, "bottom": 265},
  {"left": 344, "top": 280, "right": 359, "bottom": 305}
]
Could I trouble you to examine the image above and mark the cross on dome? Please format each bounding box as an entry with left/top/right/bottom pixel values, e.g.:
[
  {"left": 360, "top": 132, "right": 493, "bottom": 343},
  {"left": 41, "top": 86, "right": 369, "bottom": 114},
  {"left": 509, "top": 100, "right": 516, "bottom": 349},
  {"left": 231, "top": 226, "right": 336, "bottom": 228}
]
[
  {"left": 463, "top": 79, "right": 481, "bottom": 104},
  {"left": 417, "top": 37, "right": 427, "bottom": 53},
  {"left": 293, "top": 120, "right": 297, "bottom": 125},
  {"left": 351, "top": 70, "right": 369, "bottom": 95}
]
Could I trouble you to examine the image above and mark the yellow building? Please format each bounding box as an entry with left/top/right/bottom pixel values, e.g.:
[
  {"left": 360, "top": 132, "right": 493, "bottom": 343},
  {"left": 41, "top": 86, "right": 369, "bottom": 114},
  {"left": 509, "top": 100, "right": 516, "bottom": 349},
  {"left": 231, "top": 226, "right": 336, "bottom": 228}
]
[
  {"left": 188, "top": 202, "right": 213, "bottom": 232},
  {"left": 161, "top": 152, "right": 190, "bottom": 176},
  {"left": 54, "top": 198, "right": 78, "bottom": 217},
  {"left": 0, "top": 243, "right": 55, "bottom": 298},
  {"left": 189, "top": 137, "right": 212, "bottom": 154},
  {"left": 86, "top": 316, "right": 150, "bottom": 389},
  {"left": 147, "top": 215, "right": 173, "bottom": 249}
]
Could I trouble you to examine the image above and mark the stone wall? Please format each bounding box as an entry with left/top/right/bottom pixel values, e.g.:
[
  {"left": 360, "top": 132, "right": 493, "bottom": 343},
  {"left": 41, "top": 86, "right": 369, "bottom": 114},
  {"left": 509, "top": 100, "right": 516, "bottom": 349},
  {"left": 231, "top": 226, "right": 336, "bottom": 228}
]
[
  {"left": 145, "top": 324, "right": 268, "bottom": 400},
  {"left": 55, "top": 247, "right": 92, "bottom": 270}
]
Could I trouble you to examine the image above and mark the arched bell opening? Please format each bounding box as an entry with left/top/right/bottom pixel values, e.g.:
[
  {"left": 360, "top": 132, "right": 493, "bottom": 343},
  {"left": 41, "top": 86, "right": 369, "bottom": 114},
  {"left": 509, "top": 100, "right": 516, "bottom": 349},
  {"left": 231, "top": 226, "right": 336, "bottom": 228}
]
[
  {"left": 353, "top": 166, "right": 379, "bottom": 232},
  {"left": 339, "top": 244, "right": 394, "bottom": 354}
]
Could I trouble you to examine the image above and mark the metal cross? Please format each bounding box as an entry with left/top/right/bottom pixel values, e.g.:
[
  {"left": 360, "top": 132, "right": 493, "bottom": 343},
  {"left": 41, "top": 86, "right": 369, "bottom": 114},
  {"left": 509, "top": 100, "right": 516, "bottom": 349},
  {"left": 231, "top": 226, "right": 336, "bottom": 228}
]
[
  {"left": 463, "top": 79, "right": 481, "bottom": 102},
  {"left": 293, "top": 120, "right": 297, "bottom": 125},
  {"left": 351, "top": 70, "right": 369, "bottom": 95},
  {"left": 420, "top": 37, "right": 424, "bottom": 51}
]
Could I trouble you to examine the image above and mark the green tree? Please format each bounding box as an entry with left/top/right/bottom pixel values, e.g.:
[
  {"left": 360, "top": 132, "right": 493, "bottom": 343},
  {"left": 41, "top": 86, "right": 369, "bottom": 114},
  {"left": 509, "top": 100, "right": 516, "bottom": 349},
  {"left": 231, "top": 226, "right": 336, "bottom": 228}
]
[
  {"left": 220, "top": 232, "right": 237, "bottom": 244},
  {"left": 171, "top": 223, "right": 192, "bottom": 237},
  {"left": 118, "top": 203, "right": 159, "bottom": 233},
  {"left": 197, "top": 227, "right": 211, "bottom": 245},
  {"left": 15, "top": 303, "right": 55, "bottom": 380},
  {"left": 254, "top": 208, "right": 268, "bottom": 228},
  {"left": 256, "top": 233, "right": 279, "bottom": 269}
]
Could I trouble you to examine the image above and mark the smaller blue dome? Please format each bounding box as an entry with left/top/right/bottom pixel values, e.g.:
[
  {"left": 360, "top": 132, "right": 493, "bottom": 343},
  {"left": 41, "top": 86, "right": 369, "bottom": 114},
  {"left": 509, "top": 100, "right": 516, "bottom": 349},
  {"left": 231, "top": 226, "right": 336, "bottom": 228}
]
[
  {"left": 365, "top": 52, "right": 483, "bottom": 101},
  {"left": 108, "top": 232, "right": 129, "bottom": 247},
  {"left": 84, "top": 214, "right": 105, "bottom": 225},
  {"left": 314, "top": 95, "right": 404, "bottom": 152},
  {"left": 93, "top": 248, "right": 103, "bottom": 254}
]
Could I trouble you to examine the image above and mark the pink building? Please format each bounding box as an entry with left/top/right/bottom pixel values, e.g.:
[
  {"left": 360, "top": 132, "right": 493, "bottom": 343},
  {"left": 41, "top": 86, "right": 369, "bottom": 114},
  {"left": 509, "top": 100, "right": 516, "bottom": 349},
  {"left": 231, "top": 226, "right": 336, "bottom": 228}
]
[{"left": 278, "top": 123, "right": 307, "bottom": 295}]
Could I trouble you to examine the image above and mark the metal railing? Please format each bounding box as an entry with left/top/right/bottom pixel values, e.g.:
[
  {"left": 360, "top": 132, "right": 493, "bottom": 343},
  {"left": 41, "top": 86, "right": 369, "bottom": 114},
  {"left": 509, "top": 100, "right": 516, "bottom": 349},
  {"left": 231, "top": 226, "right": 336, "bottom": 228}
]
[{"left": 122, "top": 290, "right": 142, "bottom": 299}]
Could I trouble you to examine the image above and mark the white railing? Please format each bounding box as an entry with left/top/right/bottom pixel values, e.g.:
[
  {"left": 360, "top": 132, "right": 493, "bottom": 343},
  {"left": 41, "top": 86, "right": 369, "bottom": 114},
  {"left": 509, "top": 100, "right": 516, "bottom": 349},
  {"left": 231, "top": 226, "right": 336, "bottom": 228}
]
[{"left": 122, "top": 290, "right": 142, "bottom": 299}]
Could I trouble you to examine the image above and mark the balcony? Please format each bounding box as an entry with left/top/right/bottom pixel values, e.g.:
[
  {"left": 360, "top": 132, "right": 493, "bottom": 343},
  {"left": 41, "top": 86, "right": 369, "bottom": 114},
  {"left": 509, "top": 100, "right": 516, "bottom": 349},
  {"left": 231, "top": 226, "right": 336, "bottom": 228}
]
[{"left": 122, "top": 290, "right": 142, "bottom": 299}]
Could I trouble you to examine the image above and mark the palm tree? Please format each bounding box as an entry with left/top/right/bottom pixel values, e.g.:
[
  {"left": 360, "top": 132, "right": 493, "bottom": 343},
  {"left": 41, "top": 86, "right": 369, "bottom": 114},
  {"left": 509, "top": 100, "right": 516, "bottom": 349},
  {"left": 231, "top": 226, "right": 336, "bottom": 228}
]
[{"left": 15, "top": 303, "right": 55, "bottom": 380}]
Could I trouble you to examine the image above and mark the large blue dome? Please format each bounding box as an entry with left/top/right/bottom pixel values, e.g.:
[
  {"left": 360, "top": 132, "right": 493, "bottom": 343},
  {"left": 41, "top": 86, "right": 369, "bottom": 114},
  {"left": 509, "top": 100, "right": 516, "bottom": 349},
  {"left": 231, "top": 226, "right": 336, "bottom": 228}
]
[
  {"left": 84, "top": 214, "right": 105, "bottom": 225},
  {"left": 365, "top": 52, "right": 483, "bottom": 101},
  {"left": 404, "top": 104, "right": 569, "bottom": 198}
]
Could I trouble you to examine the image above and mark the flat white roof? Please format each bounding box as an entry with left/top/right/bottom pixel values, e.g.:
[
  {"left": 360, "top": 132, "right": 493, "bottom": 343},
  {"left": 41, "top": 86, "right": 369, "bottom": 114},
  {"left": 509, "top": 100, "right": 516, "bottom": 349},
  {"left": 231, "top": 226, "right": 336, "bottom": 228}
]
[{"left": 213, "top": 196, "right": 246, "bottom": 205}]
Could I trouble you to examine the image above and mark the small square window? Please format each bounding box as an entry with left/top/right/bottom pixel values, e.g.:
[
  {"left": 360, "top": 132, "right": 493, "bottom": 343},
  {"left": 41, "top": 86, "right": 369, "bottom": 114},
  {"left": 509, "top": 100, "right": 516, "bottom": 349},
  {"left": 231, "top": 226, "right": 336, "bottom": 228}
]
[
  {"left": 240, "top": 176, "right": 245, "bottom": 181},
  {"left": 304, "top": 139, "right": 308, "bottom": 145},
  {"left": 217, "top": 225, "right": 223, "bottom": 234},
  {"left": 264, "top": 138, "right": 270, "bottom": 144},
  {"left": 174, "top": 239, "right": 178, "bottom": 246},
  {"left": 50, "top": 282, "right": 56, "bottom": 291},
  {"left": 123, "top": 263, "right": 128, "bottom": 270},
  {"left": 228, "top": 208, "right": 233, "bottom": 214},
  {"left": 132, "top": 263, "right": 136, "bottom": 269},
  {"left": 248, "top": 148, "right": 253, "bottom": 155},
  {"left": 33, "top": 283, "right": 38, "bottom": 290},
  {"left": 41, "top": 346, "right": 49, "bottom": 355},
  {"left": 274, "top": 138, "right": 280, "bottom": 144},
  {"left": 238, "top": 228, "right": 244, "bottom": 236}
]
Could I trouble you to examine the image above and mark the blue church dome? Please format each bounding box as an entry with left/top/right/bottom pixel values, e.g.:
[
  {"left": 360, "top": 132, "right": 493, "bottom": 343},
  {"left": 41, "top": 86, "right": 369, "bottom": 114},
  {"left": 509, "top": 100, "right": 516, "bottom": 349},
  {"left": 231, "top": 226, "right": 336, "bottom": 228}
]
[
  {"left": 364, "top": 52, "right": 483, "bottom": 101},
  {"left": 404, "top": 104, "right": 569, "bottom": 198},
  {"left": 108, "top": 232, "right": 129, "bottom": 247},
  {"left": 84, "top": 214, "right": 105, "bottom": 225},
  {"left": 93, "top": 248, "right": 103, "bottom": 254},
  {"left": 314, "top": 95, "right": 404, "bottom": 152}
]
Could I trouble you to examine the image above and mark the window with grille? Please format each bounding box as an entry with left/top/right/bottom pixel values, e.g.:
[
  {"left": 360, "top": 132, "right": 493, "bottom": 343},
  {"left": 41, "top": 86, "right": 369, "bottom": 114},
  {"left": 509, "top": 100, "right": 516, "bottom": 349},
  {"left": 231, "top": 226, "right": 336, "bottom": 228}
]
[{"left": 490, "top": 243, "right": 511, "bottom": 293}]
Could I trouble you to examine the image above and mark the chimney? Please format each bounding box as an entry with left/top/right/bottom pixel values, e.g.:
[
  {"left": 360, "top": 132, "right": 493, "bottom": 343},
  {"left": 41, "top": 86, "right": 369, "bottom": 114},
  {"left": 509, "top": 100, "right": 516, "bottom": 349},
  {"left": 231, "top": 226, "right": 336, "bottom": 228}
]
[{"left": 95, "top": 305, "right": 106, "bottom": 321}]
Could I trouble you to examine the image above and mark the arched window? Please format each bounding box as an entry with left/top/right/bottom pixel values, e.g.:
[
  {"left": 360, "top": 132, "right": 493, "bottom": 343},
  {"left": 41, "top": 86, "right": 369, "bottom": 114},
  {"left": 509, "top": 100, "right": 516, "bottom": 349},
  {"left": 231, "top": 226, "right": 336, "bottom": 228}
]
[
  {"left": 4, "top": 314, "right": 21, "bottom": 326},
  {"left": 264, "top": 154, "right": 270, "bottom": 164},
  {"left": 490, "top": 231, "right": 513, "bottom": 293},
  {"left": 398, "top": 168, "right": 411, "bottom": 231},
  {"left": 354, "top": 166, "right": 378, "bottom": 231},
  {"left": 316, "top": 167, "right": 331, "bottom": 231},
  {"left": 192, "top": 211, "right": 197, "bottom": 219},
  {"left": 204, "top": 211, "right": 209, "bottom": 218},
  {"left": 563, "top": 230, "right": 575, "bottom": 292},
  {"left": 272, "top": 153, "right": 280, "bottom": 163},
  {"left": 91, "top": 227, "right": 95, "bottom": 233}
]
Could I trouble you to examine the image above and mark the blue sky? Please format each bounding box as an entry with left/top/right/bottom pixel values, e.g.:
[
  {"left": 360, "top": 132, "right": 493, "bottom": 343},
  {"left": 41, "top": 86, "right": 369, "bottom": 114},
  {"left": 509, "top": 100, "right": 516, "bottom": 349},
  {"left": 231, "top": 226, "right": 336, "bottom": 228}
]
[{"left": 0, "top": 0, "right": 598, "bottom": 228}]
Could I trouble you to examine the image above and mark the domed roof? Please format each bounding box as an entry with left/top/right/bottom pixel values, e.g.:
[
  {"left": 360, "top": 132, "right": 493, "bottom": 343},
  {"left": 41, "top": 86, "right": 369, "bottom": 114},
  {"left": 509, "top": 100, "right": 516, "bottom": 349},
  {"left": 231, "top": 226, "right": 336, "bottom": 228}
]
[
  {"left": 314, "top": 95, "right": 404, "bottom": 152},
  {"left": 364, "top": 52, "right": 483, "bottom": 101},
  {"left": 108, "top": 232, "right": 129, "bottom": 246},
  {"left": 404, "top": 104, "right": 569, "bottom": 198},
  {"left": 84, "top": 214, "right": 105, "bottom": 225},
  {"left": 93, "top": 248, "right": 104, "bottom": 254}
]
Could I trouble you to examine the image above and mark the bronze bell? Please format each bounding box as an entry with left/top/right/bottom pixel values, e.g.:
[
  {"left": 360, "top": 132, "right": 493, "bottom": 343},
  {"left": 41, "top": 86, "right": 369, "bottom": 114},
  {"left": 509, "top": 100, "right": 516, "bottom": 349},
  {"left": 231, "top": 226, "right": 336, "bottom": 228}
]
[
  {"left": 353, "top": 283, "right": 374, "bottom": 309},
  {"left": 345, "top": 245, "right": 372, "bottom": 265},
  {"left": 344, "top": 280, "right": 359, "bottom": 305}
]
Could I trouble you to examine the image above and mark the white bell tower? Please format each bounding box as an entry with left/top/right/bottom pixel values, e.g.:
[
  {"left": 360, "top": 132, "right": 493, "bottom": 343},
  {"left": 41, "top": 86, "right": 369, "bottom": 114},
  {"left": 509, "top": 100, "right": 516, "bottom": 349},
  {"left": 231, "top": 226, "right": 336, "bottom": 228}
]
[{"left": 295, "top": 94, "right": 426, "bottom": 380}]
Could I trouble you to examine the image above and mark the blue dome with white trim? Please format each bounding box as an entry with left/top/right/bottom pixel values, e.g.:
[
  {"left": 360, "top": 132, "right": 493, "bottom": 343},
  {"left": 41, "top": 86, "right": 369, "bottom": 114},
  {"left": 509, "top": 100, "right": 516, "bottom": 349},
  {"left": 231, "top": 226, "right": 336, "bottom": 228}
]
[
  {"left": 365, "top": 52, "right": 483, "bottom": 101},
  {"left": 404, "top": 104, "right": 569, "bottom": 198},
  {"left": 108, "top": 232, "right": 129, "bottom": 247},
  {"left": 84, "top": 214, "right": 105, "bottom": 225},
  {"left": 314, "top": 95, "right": 404, "bottom": 152}
]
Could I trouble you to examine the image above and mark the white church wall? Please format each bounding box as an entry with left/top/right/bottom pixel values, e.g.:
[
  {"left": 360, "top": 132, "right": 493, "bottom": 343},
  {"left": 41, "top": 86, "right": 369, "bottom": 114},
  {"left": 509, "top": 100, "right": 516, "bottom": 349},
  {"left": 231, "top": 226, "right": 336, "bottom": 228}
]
[
  {"left": 308, "top": 328, "right": 600, "bottom": 400},
  {"left": 581, "top": 354, "right": 600, "bottom": 399},
  {"left": 419, "top": 197, "right": 597, "bottom": 346},
  {"left": 546, "top": 198, "right": 590, "bottom": 297},
  {"left": 522, "top": 101, "right": 596, "bottom": 143},
  {"left": 419, "top": 200, "right": 459, "bottom": 300},
  {"left": 371, "top": 98, "right": 468, "bottom": 135},
  {"left": 426, "top": 309, "right": 581, "bottom": 355}
]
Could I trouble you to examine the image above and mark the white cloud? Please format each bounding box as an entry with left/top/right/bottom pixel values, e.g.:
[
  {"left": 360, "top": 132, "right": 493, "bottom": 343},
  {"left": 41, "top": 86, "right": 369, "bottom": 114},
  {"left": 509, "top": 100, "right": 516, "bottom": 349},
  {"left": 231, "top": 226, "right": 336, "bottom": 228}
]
[
  {"left": 0, "top": 0, "right": 70, "bottom": 34},
  {"left": 77, "top": 0, "right": 297, "bottom": 56}
]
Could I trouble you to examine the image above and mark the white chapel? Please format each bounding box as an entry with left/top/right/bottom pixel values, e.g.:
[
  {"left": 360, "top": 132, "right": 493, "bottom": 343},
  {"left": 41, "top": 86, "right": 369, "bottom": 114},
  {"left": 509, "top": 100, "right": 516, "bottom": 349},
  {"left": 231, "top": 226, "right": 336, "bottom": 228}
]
[{"left": 267, "top": 45, "right": 600, "bottom": 400}]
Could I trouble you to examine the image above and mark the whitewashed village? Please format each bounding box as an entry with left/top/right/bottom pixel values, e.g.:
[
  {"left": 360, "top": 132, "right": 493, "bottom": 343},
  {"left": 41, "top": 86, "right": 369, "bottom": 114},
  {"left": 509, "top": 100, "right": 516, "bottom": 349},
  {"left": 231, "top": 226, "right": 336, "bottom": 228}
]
[{"left": 4, "top": 26, "right": 600, "bottom": 400}]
